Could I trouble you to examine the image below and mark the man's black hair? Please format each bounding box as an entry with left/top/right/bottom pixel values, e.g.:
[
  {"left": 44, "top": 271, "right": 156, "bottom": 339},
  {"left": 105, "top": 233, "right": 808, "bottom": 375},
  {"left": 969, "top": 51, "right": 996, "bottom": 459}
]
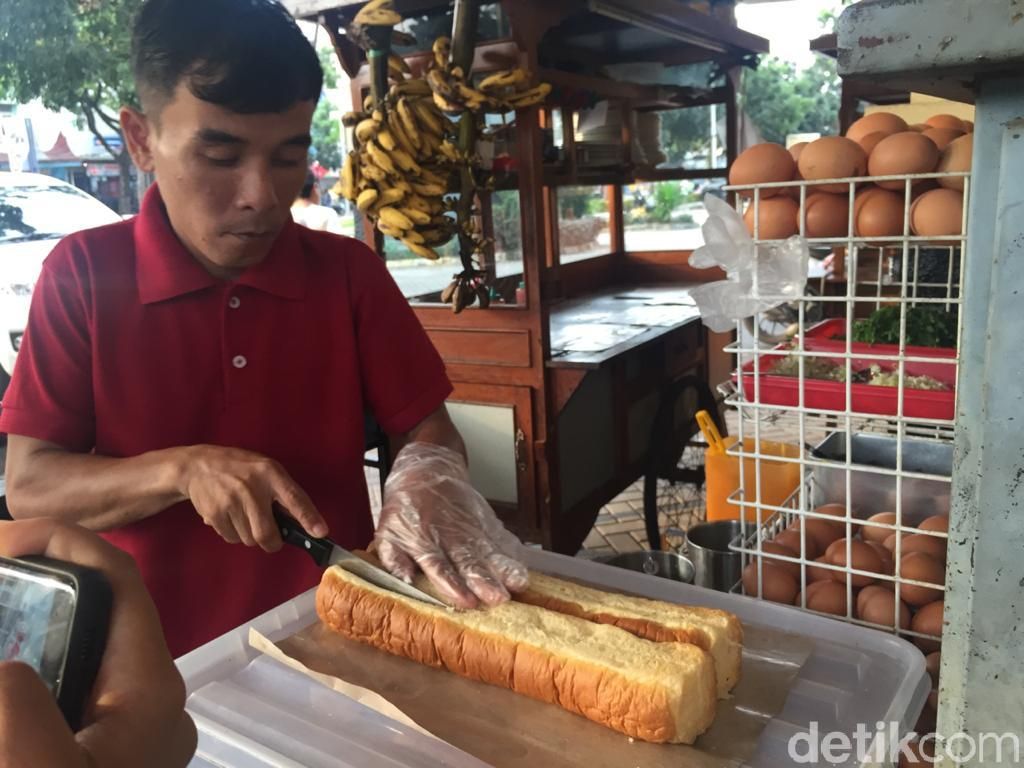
[
  {"left": 132, "top": 0, "right": 323, "bottom": 114},
  {"left": 300, "top": 170, "right": 317, "bottom": 200}
]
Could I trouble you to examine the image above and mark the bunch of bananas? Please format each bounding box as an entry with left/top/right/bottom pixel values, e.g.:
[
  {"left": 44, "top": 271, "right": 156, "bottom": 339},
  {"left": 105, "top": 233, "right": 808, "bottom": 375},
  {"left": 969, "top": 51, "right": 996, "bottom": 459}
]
[{"left": 425, "top": 38, "right": 551, "bottom": 116}]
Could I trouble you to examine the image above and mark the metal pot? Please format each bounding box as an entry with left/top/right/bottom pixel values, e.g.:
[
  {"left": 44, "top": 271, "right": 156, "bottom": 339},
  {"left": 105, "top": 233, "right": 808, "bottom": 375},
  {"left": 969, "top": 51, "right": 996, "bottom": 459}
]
[
  {"left": 685, "top": 520, "right": 742, "bottom": 591},
  {"left": 602, "top": 551, "right": 695, "bottom": 583}
]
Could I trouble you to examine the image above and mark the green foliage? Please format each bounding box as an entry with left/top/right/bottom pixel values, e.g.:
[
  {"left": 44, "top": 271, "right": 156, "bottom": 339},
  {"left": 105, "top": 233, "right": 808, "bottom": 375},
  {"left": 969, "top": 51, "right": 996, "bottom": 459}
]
[
  {"left": 852, "top": 306, "right": 958, "bottom": 348},
  {"left": 559, "top": 186, "right": 597, "bottom": 219},
  {"left": 492, "top": 190, "right": 522, "bottom": 257},
  {"left": 651, "top": 182, "right": 683, "bottom": 223},
  {"left": 311, "top": 98, "right": 341, "bottom": 171},
  {"left": 317, "top": 47, "right": 339, "bottom": 90},
  {"left": 740, "top": 56, "right": 840, "bottom": 145}
]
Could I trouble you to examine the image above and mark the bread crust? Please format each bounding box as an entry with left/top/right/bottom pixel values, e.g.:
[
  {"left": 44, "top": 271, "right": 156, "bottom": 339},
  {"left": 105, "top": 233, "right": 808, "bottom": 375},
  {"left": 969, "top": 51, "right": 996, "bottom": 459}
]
[{"left": 316, "top": 566, "right": 718, "bottom": 744}]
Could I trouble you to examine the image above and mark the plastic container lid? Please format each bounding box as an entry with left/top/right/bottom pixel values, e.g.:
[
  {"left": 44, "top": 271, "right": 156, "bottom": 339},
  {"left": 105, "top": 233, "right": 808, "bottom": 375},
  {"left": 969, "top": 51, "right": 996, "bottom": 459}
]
[{"left": 178, "top": 548, "right": 928, "bottom": 767}]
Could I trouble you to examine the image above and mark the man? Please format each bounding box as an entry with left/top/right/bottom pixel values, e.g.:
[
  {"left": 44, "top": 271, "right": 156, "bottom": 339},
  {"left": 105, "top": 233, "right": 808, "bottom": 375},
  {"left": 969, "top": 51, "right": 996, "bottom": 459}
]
[
  {"left": 291, "top": 169, "right": 346, "bottom": 234},
  {"left": 1, "top": 0, "right": 526, "bottom": 657},
  {"left": 0, "top": 519, "right": 196, "bottom": 767}
]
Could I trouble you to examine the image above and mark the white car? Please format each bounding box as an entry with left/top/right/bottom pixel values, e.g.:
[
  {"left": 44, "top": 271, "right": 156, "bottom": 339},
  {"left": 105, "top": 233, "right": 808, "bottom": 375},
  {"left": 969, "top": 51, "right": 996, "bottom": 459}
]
[{"left": 0, "top": 172, "right": 123, "bottom": 393}]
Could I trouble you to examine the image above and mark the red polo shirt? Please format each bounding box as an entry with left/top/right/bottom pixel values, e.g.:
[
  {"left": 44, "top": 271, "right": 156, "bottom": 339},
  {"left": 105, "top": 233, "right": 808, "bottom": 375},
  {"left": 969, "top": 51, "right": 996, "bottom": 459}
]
[{"left": 0, "top": 186, "right": 452, "bottom": 656}]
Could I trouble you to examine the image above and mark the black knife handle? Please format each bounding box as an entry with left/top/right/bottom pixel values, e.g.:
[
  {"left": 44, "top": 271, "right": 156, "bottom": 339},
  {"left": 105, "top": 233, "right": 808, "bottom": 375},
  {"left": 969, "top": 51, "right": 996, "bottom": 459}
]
[{"left": 272, "top": 506, "right": 333, "bottom": 567}]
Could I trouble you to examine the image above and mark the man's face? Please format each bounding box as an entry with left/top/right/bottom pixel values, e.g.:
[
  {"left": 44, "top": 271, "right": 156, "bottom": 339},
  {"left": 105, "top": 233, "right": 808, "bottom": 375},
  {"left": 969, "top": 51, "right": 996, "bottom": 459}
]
[{"left": 124, "top": 84, "right": 315, "bottom": 276}]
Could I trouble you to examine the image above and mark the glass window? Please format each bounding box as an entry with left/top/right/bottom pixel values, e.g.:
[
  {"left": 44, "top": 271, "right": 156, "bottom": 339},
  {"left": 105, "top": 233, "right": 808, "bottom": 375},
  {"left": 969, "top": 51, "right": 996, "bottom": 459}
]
[
  {"left": 556, "top": 186, "right": 612, "bottom": 264},
  {"left": 383, "top": 232, "right": 460, "bottom": 301},
  {"left": 638, "top": 104, "right": 727, "bottom": 171},
  {"left": 623, "top": 178, "right": 723, "bottom": 252},
  {"left": 489, "top": 190, "right": 525, "bottom": 301}
]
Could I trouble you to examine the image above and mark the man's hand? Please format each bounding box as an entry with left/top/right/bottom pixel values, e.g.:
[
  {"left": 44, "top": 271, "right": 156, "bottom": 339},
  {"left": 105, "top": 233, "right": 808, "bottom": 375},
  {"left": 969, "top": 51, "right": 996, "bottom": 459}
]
[
  {"left": 374, "top": 442, "right": 529, "bottom": 610},
  {"left": 0, "top": 519, "right": 197, "bottom": 768},
  {"left": 179, "top": 445, "right": 327, "bottom": 550}
]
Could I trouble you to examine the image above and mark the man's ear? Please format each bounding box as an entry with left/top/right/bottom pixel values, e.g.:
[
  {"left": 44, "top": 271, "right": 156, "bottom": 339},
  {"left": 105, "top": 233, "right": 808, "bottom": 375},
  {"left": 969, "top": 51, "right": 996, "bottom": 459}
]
[{"left": 120, "top": 106, "right": 155, "bottom": 172}]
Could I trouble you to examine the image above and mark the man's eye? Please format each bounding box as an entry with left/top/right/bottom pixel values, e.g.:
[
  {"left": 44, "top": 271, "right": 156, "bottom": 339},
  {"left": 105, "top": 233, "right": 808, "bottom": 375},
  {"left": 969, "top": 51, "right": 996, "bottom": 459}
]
[{"left": 203, "top": 155, "right": 239, "bottom": 167}]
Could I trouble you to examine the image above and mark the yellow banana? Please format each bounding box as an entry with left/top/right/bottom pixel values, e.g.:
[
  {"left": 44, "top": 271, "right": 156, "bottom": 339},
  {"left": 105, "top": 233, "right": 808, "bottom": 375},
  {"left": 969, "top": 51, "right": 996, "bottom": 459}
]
[
  {"left": 433, "top": 91, "right": 464, "bottom": 114},
  {"left": 363, "top": 93, "right": 374, "bottom": 112},
  {"left": 390, "top": 79, "right": 432, "bottom": 99},
  {"left": 400, "top": 207, "right": 431, "bottom": 226},
  {"left": 342, "top": 111, "right": 366, "bottom": 127},
  {"left": 479, "top": 68, "right": 529, "bottom": 93},
  {"left": 354, "top": 0, "right": 402, "bottom": 27},
  {"left": 411, "top": 181, "right": 446, "bottom": 197},
  {"left": 419, "top": 227, "right": 455, "bottom": 247},
  {"left": 389, "top": 148, "right": 421, "bottom": 174},
  {"left": 405, "top": 194, "right": 432, "bottom": 214},
  {"left": 388, "top": 111, "right": 420, "bottom": 154},
  {"left": 418, "top": 166, "right": 448, "bottom": 187},
  {"left": 377, "top": 220, "right": 407, "bottom": 239},
  {"left": 411, "top": 99, "right": 444, "bottom": 137},
  {"left": 419, "top": 129, "right": 439, "bottom": 157},
  {"left": 403, "top": 239, "right": 441, "bottom": 260},
  {"left": 366, "top": 142, "right": 398, "bottom": 176},
  {"left": 356, "top": 188, "right": 379, "bottom": 212},
  {"left": 340, "top": 152, "right": 358, "bottom": 201},
  {"left": 392, "top": 178, "right": 413, "bottom": 195},
  {"left": 400, "top": 229, "right": 425, "bottom": 245},
  {"left": 396, "top": 98, "right": 420, "bottom": 143},
  {"left": 509, "top": 82, "right": 552, "bottom": 108},
  {"left": 438, "top": 141, "right": 461, "bottom": 163},
  {"left": 360, "top": 161, "right": 388, "bottom": 183},
  {"left": 355, "top": 118, "right": 379, "bottom": 143},
  {"left": 432, "top": 36, "right": 450, "bottom": 69},
  {"left": 378, "top": 207, "right": 414, "bottom": 232},
  {"left": 377, "top": 130, "right": 397, "bottom": 152},
  {"left": 376, "top": 187, "right": 406, "bottom": 207},
  {"left": 388, "top": 53, "right": 410, "bottom": 76},
  {"left": 426, "top": 68, "right": 458, "bottom": 100}
]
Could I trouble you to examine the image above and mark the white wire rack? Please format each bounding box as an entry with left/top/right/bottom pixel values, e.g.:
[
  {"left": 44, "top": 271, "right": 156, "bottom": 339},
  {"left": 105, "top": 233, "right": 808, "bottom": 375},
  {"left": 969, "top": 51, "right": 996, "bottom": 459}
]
[{"left": 722, "top": 169, "right": 969, "bottom": 651}]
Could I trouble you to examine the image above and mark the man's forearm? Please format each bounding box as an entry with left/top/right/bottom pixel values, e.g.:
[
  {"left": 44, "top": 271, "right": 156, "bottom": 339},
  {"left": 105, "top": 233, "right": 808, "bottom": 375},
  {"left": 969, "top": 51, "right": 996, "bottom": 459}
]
[
  {"left": 392, "top": 406, "right": 467, "bottom": 463},
  {"left": 5, "top": 441, "right": 189, "bottom": 531}
]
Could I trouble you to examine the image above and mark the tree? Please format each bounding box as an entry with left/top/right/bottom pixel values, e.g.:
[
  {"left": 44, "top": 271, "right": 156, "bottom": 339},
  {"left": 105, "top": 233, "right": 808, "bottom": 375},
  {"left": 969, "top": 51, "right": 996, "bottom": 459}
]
[
  {"left": 740, "top": 56, "right": 840, "bottom": 145},
  {"left": 0, "top": 0, "right": 142, "bottom": 213},
  {"left": 311, "top": 98, "right": 342, "bottom": 171}
]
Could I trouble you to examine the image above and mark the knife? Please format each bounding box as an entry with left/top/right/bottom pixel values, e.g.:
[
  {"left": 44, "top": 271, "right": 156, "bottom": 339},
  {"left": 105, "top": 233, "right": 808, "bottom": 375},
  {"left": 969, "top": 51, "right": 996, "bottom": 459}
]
[{"left": 272, "top": 507, "right": 448, "bottom": 609}]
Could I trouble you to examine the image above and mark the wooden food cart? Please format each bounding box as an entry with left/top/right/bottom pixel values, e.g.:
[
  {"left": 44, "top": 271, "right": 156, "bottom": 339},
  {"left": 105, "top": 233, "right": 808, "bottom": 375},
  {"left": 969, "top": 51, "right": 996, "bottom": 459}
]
[{"left": 285, "top": 0, "right": 767, "bottom": 554}]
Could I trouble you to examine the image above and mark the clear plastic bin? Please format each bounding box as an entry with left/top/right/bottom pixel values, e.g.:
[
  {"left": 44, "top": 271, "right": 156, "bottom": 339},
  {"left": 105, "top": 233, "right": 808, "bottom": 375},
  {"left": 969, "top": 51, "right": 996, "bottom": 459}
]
[{"left": 178, "top": 547, "right": 929, "bottom": 768}]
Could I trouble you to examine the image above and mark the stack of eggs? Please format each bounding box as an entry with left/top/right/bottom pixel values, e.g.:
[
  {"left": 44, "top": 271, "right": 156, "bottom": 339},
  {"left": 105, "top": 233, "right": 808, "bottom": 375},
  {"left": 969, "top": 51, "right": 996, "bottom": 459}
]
[
  {"left": 742, "top": 503, "right": 948, "bottom": 725},
  {"left": 728, "top": 113, "right": 973, "bottom": 241}
]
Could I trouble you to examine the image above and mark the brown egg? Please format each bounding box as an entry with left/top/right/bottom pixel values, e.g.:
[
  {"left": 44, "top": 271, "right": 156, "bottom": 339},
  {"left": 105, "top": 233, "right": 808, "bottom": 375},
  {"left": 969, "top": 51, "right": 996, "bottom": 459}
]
[
  {"left": 857, "top": 584, "right": 892, "bottom": 616},
  {"left": 866, "top": 541, "right": 895, "bottom": 575},
  {"left": 855, "top": 130, "right": 890, "bottom": 157},
  {"left": 829, "top": 538, "right": 883, "bottom": 587},
  {"left": 902, "top": 532, "right": 948, "bottom": 563},
  {"left": 774, "top": 527, "right": 822, "bottom": 560},
  {"left": 908, "top": 123, "right": 929, "bottom": 132},
  {"left": 808, "top": 556, "right": 834, "bottom": 582},
  {"left": 805, "top": 580, "right": 850, "bottom": 616},
  {"left": 922, "top": 127, "right": 965, "bottom": 151},
  {"left": 743, "top": 196, "right": 800, "bottom": 240},
  {"left": 760, "top": 541, "right": 800, "bottom": 579},
  {"left": 859, "top": 585, "right": 911, "bottom": 629},
  {"left": 911, "top": 188, "right": 964, "bottom": 237},
  {"left": 788, "top": 516, "right": 844, "bottom": 551},
  {"left": 963, "top": 119, "right": 974, "bottom": 132},
  {"left": 803, "top": 192, "right": 851, "bottom": 238},
  {"left": 730, "top": 143, "right": 796, "bottom": 197},
  {"left": 883, "top": 532, "right": 899, "bottom": 554},
  {"left": 799, "top": 137, "right": 868, "bottom": 193},
  {"left": 936, "top": 132, "right": 973, "bottom": 191},
  {"left": 898, "top": 552, "right": 945, "bottom": 606},
  {"left": 911, "top": 599, "right": 945, "bottom": 652},
  {"left": 846, "top": 112, "right": 908, "bottom": 144},
  {"left": 815, "top": 503, "right": 859, "bottom": 535},
  {"left": 789, "top": 141, "right": 809, "bottom": 165},
  {"left": 925, "top": 650, "right": 941, "bottom": 687},
  {"left": 862, "top": 512, "right": 898, "bottom": 544},
  {"left": 927, "top": 689, "right": 939, "bottom": 711},
  {"left": 868, "top": 132, "right": 940, "bottom": 190},
  {"left": 743, "top": 560, "right": 798, "bottom": 604},
  {"left": 926, "top": 113, "right": 966, "bottom": 132},
  {"left": 918, "top": 515, "right": 949, "bottom": 534},
  {"left": 856, "top": 188, "right": 906, "bottom": 238}
]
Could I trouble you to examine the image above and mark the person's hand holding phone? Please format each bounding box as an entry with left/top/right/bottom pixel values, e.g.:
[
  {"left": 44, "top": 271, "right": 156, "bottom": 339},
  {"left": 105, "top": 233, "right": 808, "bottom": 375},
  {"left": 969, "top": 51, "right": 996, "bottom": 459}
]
[{"left": 0, "top": 519, "right": 197, "bottom": 768}]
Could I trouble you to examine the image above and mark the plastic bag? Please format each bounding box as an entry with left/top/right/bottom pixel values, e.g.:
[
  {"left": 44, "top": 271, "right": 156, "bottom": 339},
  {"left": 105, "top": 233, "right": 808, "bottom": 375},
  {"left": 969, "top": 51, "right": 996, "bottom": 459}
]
[
  {"left": 688, "top": 195, "right": 809, "bottom": 332},
  {"left": 374, "top": 442, "right": 529, "bottom": 609}
]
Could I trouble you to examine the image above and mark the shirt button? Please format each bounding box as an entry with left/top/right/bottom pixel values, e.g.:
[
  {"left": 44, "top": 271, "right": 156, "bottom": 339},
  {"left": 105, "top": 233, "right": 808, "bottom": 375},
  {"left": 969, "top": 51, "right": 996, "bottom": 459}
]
[
  {"left": 228, "top": 296, "right": 241, "bottom": 309},
  {"left": 232, "top": 355, "right": 247, "bottom": 369}
]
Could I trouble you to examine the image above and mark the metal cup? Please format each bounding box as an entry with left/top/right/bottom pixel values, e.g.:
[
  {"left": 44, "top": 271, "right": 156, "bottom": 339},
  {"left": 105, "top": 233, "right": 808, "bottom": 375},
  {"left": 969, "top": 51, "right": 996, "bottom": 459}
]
[
  {"left": 685, "top": 520, "right": 742, "bottom": 591},
  {"left": 602, "top": 551, "right": 695, "bottom": 583}
]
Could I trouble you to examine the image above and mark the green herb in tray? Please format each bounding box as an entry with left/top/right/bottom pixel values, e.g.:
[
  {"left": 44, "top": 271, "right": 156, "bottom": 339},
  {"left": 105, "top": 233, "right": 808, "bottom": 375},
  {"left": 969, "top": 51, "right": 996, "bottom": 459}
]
[{"left": 852, "top": 306, "right": 958, "bottom": 348}]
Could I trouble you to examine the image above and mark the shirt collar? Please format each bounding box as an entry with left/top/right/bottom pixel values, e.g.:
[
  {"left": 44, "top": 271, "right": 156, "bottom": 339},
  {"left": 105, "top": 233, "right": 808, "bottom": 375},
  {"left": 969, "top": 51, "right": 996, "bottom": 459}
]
[{"left": 134, "top": 184, "right": 307, "bottom": 305}]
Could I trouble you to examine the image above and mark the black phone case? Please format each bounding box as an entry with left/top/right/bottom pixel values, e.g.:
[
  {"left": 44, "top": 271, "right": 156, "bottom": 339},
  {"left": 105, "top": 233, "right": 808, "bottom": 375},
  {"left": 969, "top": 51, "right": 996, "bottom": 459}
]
[{"left": 13, "top": 556, "right": 112, "bottom": 731}]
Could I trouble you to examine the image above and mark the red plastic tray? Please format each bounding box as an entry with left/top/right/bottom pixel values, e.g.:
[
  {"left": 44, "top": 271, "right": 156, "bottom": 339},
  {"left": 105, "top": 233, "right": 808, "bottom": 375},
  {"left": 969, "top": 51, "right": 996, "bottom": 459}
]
[{"left": 735, "top": 320, "right": 957, "bottom": 420}]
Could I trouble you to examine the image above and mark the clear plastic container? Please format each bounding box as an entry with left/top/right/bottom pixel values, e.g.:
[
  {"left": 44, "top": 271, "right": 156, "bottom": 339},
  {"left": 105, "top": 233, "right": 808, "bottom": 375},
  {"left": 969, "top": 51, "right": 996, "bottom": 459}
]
[{"left": 178, "top": 548, "right": 929, "bottom": 768}]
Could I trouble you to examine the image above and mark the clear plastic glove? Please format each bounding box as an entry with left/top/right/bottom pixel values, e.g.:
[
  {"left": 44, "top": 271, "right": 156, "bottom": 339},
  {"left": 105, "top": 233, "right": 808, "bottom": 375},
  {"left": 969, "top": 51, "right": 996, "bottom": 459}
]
[
  {"left": 689, "top": 195, "right": 810, "bottom": 332},
  {"left": 374, "top": 442, "right": 529, "bottom": 609}
]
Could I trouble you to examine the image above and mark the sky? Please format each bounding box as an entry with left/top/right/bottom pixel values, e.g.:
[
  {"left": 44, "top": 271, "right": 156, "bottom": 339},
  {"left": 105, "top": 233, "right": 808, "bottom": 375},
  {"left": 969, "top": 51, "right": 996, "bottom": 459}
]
[{"left": 735, "top": 0, "right": 844, "bottom": 68}]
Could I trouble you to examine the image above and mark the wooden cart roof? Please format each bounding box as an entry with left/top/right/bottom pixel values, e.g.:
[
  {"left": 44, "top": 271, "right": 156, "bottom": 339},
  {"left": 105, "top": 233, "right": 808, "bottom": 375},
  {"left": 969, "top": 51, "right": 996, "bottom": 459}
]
[{"left": 283, "top": 0, "right": 768, "bottom": 65}]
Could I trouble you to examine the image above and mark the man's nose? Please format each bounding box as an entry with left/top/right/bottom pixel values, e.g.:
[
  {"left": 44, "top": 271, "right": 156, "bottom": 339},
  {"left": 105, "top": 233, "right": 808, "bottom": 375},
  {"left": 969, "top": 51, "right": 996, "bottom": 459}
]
[{"left": 236, "top": 165, "right": 278, "bottom": 213}]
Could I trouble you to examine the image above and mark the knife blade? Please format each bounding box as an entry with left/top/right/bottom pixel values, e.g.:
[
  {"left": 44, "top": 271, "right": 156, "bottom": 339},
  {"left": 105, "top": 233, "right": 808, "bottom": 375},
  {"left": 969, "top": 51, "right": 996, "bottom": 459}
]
[{"left": 272, "top": 507, "right": 449, "bottom": 609}]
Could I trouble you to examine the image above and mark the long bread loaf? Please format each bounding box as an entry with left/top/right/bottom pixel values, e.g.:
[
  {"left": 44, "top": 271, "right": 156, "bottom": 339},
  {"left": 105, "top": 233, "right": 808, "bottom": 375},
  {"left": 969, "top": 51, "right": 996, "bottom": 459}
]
[
  {"left": 515, "top": 571, "right": 743, "bottom": 698},
  {"left": 316, "top": 565, "right": 718, "bottom": 744}
]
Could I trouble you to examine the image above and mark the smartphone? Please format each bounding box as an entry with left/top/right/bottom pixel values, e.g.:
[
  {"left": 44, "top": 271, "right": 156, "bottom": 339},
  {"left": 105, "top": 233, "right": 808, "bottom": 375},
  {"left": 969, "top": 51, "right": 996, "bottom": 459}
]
[{"left": 0, "top": 556, "right": 112, "bottom": 730}]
